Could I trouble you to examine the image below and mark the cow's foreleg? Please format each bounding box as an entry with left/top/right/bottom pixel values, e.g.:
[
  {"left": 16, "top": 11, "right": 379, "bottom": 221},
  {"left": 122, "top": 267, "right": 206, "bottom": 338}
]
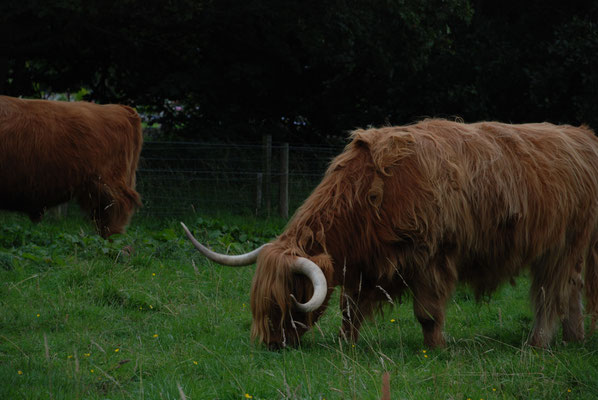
[
  {"left": 413, "top": 291, "right": 448, "bottom": 348},
  {"left": 562, "top": 262, "right": 584, "bottom": 343},
  {"left": 529, "top": 270, "right": 560, "bottom": 347},
  {"left": 411, "top": 257, "right": 456, "bottom": 348},
  {"left": 339, "top": 287, "right": 365, "bottom": 342},
  {"left": 529, "top": 303, "right": 559, "bottom": 347}
]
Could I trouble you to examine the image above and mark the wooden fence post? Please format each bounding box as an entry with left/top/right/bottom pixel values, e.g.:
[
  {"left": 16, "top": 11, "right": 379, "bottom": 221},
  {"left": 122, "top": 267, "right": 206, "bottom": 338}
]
[
  {"left": 279, "top": 143, "right": 289, "bottom": 219},
  {"left": 256, "top": 173, "right": 263, "bottom": 216},
  {"left": 50, "top": 203, "right": 69, "bottom": 219},
  {"left": 263, "top": 135, "right": 272, "bottom": 216}
]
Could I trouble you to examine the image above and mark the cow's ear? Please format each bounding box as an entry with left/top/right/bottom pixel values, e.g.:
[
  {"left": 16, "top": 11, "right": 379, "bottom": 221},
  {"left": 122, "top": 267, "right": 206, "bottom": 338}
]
[
  {"left": 369, "top": 130, "right": 415, "bottom": 175},
  {"left": 349, "top": 128, "right": 415, "bottom": 173},
  {"left": 350, "top": 128, "right": 375, "bottom": 149}
]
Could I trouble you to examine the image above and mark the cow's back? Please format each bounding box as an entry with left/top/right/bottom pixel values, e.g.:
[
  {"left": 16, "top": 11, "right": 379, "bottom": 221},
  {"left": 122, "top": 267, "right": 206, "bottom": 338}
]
[{"left": 372, "top": 120, "right": 598, "bottom": 292}]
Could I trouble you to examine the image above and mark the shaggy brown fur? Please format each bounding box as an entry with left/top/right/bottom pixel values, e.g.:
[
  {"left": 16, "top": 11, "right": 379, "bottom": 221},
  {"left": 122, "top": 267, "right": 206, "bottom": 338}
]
[
  {"left": 251, "top": 119, "right": 598, "bottom": 349},
  {"left": 0, "top": 95, "right": 143, "bottom": 238}
]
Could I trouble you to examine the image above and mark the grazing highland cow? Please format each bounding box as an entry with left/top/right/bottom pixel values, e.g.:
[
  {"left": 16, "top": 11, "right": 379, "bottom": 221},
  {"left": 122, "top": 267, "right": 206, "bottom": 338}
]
[
  {"left": 0, "top": 95, "right": 143, "bottom": 238},
  {"left": 182, "top": 119, "right": 598, "bottom": 349}
]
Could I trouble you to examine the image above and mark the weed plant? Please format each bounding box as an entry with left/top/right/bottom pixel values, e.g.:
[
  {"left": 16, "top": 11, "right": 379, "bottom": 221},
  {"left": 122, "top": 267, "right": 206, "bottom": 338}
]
[{"left": 1, "top": 211, "right": 598, "bottom": 399}]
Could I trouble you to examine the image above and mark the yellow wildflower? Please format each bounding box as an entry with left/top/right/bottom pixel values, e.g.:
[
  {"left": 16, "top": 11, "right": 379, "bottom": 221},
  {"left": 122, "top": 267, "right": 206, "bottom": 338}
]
[
  {"left": 17, "top": 370, "right": 23, "bottom": 375},
  {"left": 153, "top": 334, "right": 159, "bottom": 338},
  {"left": 244, "top": 394, "right": 253, "bottom": 399},
  {"left": 115, "top": 348, "right": 120, "bottom": 353}
]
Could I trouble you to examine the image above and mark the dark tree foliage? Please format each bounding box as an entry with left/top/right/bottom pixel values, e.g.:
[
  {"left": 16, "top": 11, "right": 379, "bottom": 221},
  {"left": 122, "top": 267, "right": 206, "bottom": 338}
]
[
  {"left": 0, "top": 0, "right": 202, "bottom": 103},
  {"left": 1, "top": 0, "right": 597, "bottom": 142},
  {"left": 442, "top": 0, "right": 598, "bottom": 127},
  {"left": 187, "top": 0, "right": 473, "bottom": 141}
]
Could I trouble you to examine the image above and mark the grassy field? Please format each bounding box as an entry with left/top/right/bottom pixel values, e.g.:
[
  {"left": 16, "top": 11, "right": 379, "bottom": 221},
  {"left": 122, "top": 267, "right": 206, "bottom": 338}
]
[{"left": 1, "top": 211, "right": 598, "bottom": 399}]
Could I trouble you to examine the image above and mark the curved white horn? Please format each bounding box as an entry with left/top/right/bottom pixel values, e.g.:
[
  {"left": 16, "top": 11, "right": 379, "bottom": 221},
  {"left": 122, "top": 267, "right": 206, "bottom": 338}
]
[
  {"left": 290, "top": 257, "right": 328, "bottom": 312},
  {"left": 180, "top": 222, "right": 267, "bottom": 266}
]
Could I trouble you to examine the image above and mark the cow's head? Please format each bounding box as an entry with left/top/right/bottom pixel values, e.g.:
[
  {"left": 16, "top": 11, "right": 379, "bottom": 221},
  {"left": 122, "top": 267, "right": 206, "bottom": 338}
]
[{"left": 181, "top": 222, "right": 331, "bottom": 349}]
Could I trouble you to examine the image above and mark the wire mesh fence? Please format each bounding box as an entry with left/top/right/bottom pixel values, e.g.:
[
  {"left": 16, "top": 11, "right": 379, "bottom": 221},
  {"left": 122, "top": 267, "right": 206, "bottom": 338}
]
[{"left": 136, "top": 140, "right": 343, "bottom": 217}]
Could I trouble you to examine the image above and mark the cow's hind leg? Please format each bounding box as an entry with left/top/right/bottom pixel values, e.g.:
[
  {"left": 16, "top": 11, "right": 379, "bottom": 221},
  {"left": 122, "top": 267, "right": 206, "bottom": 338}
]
[{"left": 585, "top": 239, "right": 598, "bottom": 334}]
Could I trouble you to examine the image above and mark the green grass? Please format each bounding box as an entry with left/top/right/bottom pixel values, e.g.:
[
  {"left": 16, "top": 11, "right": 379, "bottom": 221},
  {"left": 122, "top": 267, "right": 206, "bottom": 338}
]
[{"left": 1, "top": 211, "right": 598, "bottom": 399}]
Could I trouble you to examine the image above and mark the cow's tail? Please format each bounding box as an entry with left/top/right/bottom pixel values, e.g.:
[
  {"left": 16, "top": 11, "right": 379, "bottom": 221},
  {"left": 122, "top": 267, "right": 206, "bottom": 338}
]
[{"left": 585, "top": 240, "right": 598, "bottom": 334}]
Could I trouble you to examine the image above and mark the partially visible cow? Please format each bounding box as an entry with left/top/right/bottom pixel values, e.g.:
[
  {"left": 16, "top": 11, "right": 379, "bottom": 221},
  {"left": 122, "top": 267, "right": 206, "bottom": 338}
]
[
  {"left": 0, "top": 95, "right": 143, "bottom": 238},
  {"left": 182, "top": 119, "right": 598, "bottom": 349}
]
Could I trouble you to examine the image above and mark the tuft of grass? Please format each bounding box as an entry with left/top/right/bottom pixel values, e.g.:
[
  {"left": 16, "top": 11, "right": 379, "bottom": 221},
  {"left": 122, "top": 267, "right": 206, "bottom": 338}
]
[{"left": 1, "top": 211, "right": 598, "bottom": 398}]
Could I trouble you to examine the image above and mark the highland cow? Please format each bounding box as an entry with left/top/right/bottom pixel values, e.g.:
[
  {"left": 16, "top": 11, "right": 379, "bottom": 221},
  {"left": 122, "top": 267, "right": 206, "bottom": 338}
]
[
  {"left": 0, "top": 95, "right": 142, "bottom": 238},
  {"left": 182, "top": 119, "right": 598, "bottom": 349}
]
